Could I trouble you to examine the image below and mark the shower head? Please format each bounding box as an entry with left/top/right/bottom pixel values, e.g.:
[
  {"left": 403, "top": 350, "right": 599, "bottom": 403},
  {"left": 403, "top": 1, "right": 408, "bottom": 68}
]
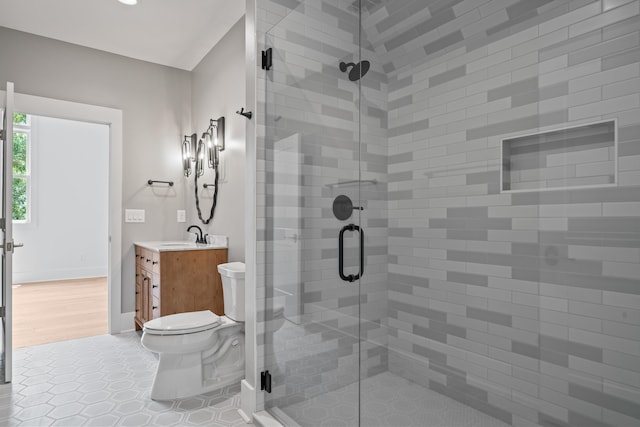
[{"left": 339, "top": 60, "right": 370, "bottom": 81}]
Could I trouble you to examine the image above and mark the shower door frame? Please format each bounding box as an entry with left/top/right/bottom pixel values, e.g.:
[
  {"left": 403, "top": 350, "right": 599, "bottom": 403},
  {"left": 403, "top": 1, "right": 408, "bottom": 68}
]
[{"left": 260, "top": 1, "right": 366, "bottom": 424}]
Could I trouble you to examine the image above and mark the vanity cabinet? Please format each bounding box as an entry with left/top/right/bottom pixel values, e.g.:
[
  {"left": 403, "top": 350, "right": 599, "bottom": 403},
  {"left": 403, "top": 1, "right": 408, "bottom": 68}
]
[{"left": 134, "top": 244, "right": 228, "bottom": 330}]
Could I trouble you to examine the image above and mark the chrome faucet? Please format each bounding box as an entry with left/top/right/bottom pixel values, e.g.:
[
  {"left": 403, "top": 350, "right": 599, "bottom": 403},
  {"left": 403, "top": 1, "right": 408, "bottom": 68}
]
[{"left": 187, "top": 225, "right": 207, "bottom": 244}]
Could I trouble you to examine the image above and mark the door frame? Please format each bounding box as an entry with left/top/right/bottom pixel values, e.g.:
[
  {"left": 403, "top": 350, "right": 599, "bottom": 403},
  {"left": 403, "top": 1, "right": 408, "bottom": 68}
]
[{"left": 1, "top": 90, "right": 123, "bottom": 335}]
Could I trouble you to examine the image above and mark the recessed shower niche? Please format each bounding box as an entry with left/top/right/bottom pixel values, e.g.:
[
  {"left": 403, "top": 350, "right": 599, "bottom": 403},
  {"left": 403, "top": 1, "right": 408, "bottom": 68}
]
[{"left": 501, "top": 120, "right": 617, "bottom": 192}]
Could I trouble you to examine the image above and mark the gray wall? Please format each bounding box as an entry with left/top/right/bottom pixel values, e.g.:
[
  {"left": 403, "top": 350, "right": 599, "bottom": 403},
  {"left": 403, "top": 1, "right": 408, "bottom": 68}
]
[
  {"left": 0, "top": 26, "right": 191, "bottom": 314},
  {"left": 190, "top": 18, "right": 246, "bottom": 262}
]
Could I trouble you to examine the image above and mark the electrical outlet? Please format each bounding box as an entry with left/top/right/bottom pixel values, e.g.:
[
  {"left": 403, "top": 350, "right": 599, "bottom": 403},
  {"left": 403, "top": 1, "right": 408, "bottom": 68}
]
[
  {"left": 125, "top": 209, "right": 145, "bottom": 223},
  {"left": 177, "top": 210, "right": 186, "bottom": 223}
]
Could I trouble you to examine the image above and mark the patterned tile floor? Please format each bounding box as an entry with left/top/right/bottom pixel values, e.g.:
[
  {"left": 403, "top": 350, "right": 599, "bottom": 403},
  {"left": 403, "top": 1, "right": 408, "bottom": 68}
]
[
  {"left": 0, "top": 332, "right": 251, "bottom": 426},
  {"left": 274, "top": 371, "right": 511, "bottom": 427}
]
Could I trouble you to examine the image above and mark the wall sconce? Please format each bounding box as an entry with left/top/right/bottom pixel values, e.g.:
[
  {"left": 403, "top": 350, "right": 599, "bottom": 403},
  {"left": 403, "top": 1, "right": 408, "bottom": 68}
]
[
  {"left": 181, "top": 116, "right": 226, "bottom": 225},
  {"left": 181, "top": 117, "right": 225, "bottom": 177},
  {"left": 182, "top": 133, "right": 197, "bottom": 177},
  {"left": 203, "top": 117, "right": 225, "bottom": 169}
]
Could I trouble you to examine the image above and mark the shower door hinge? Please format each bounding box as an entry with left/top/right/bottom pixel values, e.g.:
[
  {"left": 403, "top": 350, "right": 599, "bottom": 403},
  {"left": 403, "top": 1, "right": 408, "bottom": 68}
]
[
  {"left": 0, "top": 218, "right": 4, "bottom": 230},
  {"left": 0, "top": 129, "right": 4, "bottom": 140},
  {"left": 262, "top": 48, "right": 273, "bottom": 71},
  {"left": 260, "top": 370, "right": 272, "bottom": 393},
  {"left": 0, "top": 307, "right": 5, "bottom": 318}
]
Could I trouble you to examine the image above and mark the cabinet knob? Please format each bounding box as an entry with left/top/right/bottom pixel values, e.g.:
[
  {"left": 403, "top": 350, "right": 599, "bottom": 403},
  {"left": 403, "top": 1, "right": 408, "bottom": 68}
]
[
  {"left": 136, "top": 291, "right": 139, "bottom": 295},
  {"left": 152, "top": 306, "right": 158, "bottom": 310},
  {"left": 152, "top": 285, "right": 158, "bottom": 289},
  {"left": 152, "top": 261, "right": 158, "bottom": 265},
  {"left": 146, "top": 258, "right": 150, "bottom": 262}
]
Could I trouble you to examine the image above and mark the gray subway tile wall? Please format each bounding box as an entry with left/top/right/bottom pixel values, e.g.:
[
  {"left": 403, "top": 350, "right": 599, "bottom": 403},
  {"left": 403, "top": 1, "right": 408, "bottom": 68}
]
[{"left": 257, "top": 0, "right": 640, "bottom": 426}]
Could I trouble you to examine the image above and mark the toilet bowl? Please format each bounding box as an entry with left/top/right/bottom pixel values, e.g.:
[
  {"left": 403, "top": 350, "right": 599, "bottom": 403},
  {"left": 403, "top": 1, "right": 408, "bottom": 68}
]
[
  {"left": 267, "top": 302, "right": 285, "bottom": 331},
  {"left": 141, "top": 262, "right": 246, "bottom": 401}
]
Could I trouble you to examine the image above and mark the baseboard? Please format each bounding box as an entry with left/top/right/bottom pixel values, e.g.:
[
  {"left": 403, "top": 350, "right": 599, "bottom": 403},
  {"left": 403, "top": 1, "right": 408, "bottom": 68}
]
[
  {"left": 119, "top": 311, "right": 136, "bottom": 333},
  {"left": 13, "top": 268, "right": 108, "bottom": 284},
  {"left": 239, "top": 379, "right": 256, "bottom": 423}
]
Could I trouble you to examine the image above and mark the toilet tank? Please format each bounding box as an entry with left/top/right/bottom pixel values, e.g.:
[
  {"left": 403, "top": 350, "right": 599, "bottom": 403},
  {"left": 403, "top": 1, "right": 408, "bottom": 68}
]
[{"left": 217, "top": 262, "right": 245, "bottom": 322}]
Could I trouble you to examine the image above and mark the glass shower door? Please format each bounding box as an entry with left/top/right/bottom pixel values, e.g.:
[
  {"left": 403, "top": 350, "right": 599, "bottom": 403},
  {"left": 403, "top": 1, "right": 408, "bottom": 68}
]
[{"left": 262, "top": 1, "right": 365, "bottom": 425}]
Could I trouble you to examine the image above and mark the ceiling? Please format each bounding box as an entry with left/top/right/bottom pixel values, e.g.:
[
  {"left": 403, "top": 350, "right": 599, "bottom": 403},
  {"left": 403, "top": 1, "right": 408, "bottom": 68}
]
[{"left": 0, "top": 0, "right": 246, "bottom": 71}]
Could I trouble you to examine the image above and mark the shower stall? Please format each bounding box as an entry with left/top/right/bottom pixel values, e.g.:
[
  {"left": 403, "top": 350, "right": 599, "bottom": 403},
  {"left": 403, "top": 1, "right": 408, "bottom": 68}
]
[{"left": 256, "top": 0, "right": 640, "bottom": 425}]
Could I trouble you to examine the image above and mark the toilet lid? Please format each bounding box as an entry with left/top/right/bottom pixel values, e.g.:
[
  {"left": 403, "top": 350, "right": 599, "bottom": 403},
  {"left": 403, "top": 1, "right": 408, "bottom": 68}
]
[{"left": 143, "top": 310, "right": 220, "bottom": 335}]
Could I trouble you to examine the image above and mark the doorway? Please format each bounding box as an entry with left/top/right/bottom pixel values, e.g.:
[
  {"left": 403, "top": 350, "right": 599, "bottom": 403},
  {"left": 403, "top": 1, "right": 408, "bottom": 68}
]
[
  {"left": 12, "top": 113, "right": 109, "bottom": 348},
  {"left": 1, "top": 87, "right": 123, "bottom": 382}
]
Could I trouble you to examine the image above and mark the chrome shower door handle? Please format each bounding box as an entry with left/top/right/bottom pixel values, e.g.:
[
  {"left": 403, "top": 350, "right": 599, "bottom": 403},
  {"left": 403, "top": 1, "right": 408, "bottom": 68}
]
[{"left": 338, "top": 224, "right": 364, "bottom": 282}]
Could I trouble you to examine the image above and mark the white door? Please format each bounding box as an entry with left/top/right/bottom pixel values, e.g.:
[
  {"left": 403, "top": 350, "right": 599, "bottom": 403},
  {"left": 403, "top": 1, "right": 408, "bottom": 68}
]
[{"left": 1, "top": 82, "right": 15, "bottom": 383}]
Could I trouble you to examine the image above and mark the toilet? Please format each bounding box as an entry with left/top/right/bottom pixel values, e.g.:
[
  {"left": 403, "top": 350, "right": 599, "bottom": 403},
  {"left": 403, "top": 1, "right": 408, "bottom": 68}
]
[{"left": 141, "top": 262, "right": 246, "bottom": 401}]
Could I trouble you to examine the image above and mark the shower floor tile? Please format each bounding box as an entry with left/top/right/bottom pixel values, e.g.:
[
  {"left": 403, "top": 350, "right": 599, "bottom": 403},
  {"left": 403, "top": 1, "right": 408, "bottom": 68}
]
[
  {"left": 0, "top": 332, "right": 250, "bottom": 427},
  {"left": 276, "top": 371, "right": 511, "bottom": 427}
]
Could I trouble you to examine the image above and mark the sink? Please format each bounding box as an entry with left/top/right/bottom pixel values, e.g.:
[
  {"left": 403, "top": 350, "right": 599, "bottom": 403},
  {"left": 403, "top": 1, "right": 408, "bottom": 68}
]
[{"left": 135, "top": 237, "right": 228, "bottom": 252}]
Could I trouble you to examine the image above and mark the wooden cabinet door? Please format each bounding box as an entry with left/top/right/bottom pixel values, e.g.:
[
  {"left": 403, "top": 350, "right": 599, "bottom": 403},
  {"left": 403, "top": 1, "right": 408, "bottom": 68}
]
[
  {"left": 135, "top": 283, "right": 142, "bottom": 322},
  {"left": 142, "top": 272, "right": 150, "bottom": 324}
]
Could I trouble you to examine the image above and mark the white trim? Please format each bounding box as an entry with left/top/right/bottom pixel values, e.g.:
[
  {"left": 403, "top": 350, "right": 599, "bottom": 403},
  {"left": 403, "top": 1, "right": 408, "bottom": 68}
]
[
  {"left": 239, "top": 379, "right": 256, "bottom": 423},
  {"left": 4, "top": 82, "right": 16, "bottom": 382},
  {"left": 13, "top": 269, "right": 108, "bottom": 284},
  {"left": 500, "top": 118, "right": 618, "bottom": 194},
  {"left": 119, "top": 311, "right": 136, "bottom": 333},
  {"left": 5, "top": 91, "right": 124, "bottom": 334},
  {"left": 244, "top": 0, "right": 259, "bottom": 418}
]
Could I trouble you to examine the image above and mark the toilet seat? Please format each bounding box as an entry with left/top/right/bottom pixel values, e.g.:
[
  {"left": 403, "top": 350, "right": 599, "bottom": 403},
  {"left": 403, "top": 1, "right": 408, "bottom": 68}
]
[{"left": 144, "top": 310, "right": 220, "bottom": 336}]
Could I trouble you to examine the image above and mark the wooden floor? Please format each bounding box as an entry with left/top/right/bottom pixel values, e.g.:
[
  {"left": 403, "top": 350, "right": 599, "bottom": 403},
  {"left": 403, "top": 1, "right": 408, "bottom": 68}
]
[{"left": 12, "top": 277, "right": 108, "bottom": 348}]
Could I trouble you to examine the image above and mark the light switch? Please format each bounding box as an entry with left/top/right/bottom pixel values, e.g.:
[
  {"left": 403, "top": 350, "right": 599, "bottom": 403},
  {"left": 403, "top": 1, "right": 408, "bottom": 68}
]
[
  {"left": 177, "top": 210, "right": 186, "bottom": 223},
  {"left": 125, "top": 209, "right": 145, "bottom": 223}
]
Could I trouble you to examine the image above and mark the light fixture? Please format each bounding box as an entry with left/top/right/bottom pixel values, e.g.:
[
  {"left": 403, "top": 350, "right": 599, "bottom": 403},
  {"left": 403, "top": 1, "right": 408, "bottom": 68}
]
[
  {"left": 181, "top": 134, "right": 197, "bottom": 177},
  {"left": 200, "top": 117, "right": 225, "bottom": 170},
  {"left": 118, "top": 0, "right": 138, "bottom": 5},
  {"left": 180, "top": 116, "right": 226, "bottom": 224},
  {"left": 207, "top": 117, "right": 225, "bottom": 147},
  {"left": 195, "top": 138, "right": 205, "bottom": 177}
]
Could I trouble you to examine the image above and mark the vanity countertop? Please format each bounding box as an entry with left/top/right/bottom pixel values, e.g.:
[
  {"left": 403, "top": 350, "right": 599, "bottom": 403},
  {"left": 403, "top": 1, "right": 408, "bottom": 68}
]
[{"left": 135, "top": 236, "right": 228, "bottom": 252}]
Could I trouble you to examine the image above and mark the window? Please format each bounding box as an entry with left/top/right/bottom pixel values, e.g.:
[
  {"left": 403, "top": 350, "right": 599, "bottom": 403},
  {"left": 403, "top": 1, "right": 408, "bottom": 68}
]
[{"left": 13, "top": 112, "right": 30, "bottom": 222}]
